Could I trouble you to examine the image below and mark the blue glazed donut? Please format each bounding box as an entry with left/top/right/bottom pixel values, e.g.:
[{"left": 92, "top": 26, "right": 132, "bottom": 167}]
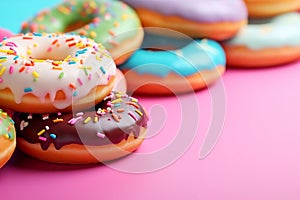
[{"left": 119, "top": 33, "right": 226, "bottom": 95}]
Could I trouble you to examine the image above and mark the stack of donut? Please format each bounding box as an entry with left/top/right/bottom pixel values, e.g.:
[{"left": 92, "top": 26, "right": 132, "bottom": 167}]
[
  {"left": 20, "top": 0, "right": 249, "bottom": 95},
  {"left": 222, "top": 0, "right": 300, "bottom": 67},
  {"left": 0, "top": 33, "right": 148, "bottom": 164}
]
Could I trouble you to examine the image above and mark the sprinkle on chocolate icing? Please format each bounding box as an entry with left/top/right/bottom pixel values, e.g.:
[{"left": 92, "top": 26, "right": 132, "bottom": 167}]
[{"left": 14, "top": 92, "right": 148, "bottom": 150}]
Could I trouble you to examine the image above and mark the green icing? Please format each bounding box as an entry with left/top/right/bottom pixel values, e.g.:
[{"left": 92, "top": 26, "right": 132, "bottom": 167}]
[
  {"left": 0, "top": 109, "right": 15, "bottom": 141},
  {"left": 21, "top": 0, "right": 141, "bottom": 49}
]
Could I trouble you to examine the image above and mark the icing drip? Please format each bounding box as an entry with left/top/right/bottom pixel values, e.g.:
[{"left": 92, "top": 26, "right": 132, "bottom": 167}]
[{"left": 14, "top": 92, "right": 148, "bottom": 150}]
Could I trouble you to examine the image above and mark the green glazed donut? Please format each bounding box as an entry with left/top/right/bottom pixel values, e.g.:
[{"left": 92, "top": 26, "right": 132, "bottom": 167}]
[{"left": 21, "top": 0, "right": 144, "bottom": 65}]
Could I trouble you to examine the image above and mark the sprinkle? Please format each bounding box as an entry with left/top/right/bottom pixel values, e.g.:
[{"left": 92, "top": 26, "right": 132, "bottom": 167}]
[
  {"left": 33, "top": 32, "right": 42, "bottom": 36},
  {"left": 24, "top": 87, "right": 33, "bottom": 93},
  {"left": 53, "top": 118, "right": 63, "bottom": 123},
  {"left": 66, "top": 37, "right": 74, "bottom": 42},
  {"left": 52, "top": 39, "right": 58, "bottom": 45},
  {"left": 13, "top": 55, "right": 19, "bottom": 60},
  {"left": 23, "top": 36, "right": 33, "bottom": 40},
  {"left": 94, "top": 116, "right": 98, "bottom": 123},
  {"left": 113, "top": 103, "right": 121, "bottom": 107},
  {"left": 135, "top": 109, "right": 143, "bottom": 116},
  {"left": 32, "top": 71, "right": 39, "bottom": 79},
  {"left": 89, "top": 31, "right": 96, "bottom": 38},
  {"left": 58, "top": 72, "right": 64, "bottom": 79},
  {"left": 57, "top": 112, "right": 62, "bottom": 116},
  {"left": 111, "top": 98, "right": 122, "bottom": 104},
  {"left": 130, "top": 97, "right": 138, "bottom": 103},
  {"left": 109, "top": 30, "right": 115, "bottom": 36},
  {"left": 69, "top": 83, "right": 76, "bottom": 90},
  {"left": 9, "top": 66, "right": 14, "bottom": 74},
  {"left": 68, "top": 42, "right": 76, "bottom": 47},
  {"left": 127, "top": 102, "right": 140, "bottom": 109},
  {"left": 28, "top": 114, "right": 33, "bottom": 119},
  {"left": 76, "top": 112, "right": 84, "bottom": 117},
  {"left": 0, "top": 67, "right": 6, "bottom": 76},
  {"left": 117, "top": 109, "right": 124, "bottom": 113},
  {"left": 112, "top": 113, "right": 120, "bottom": 122},
  {"left": 97, "top": 132, "right": 105, "bottom": 138},
  {"left": 77, "top": 78, "right": 83, "bottom": 85},
  {"left": 39, "top": 136, "right": 47, "bottom": 141},
  {"left": 52, "top": 66, "right": 62, "bottom": 70},
  {"left": 50, "top": 134, "right": 57, "bottom": 139},
  {"left": 19, "top": 66, "right": 25, "bottom": 73},
  {"left": 100, "top": 66, "right": 106, "bottom": 74},
  {"left": 0, "top": 78, "right": 2, "bottom": 83},
  {"left": 73, "top": 91, "right": 78, "bottom": 96},
  {"left": 71, "top": 116, "right": 83, "bottom": 124},
  {"left": 45, "top": 126, "right": 50, "bottom": 130},
  {"left": 84, "top": 117, "right": 91, "bottom": 124},
  {"left": 37, "top": 129, "right": 46, "bottom": 136},
  {"left": 128, "top": 111, "right": 138, "bottom": 121},
  {"left": 68, "top": 61, "right": 76, "bottom": 65},
  {"left": 42, "top": 114, "right": 49, "bottom": 120},
  {"left": 47, "top": 47, "right": 53, "bottom": 52}
]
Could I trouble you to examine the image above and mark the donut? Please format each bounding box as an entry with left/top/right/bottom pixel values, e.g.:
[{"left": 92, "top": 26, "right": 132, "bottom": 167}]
[
  {"left": 0, "top": 28, "right": 13, "bottom": 42},
  {"left": 244, "top": 0, "right": 300, "bottom": 18},
  {"left": 21, "top": 0, "right": 144, "bottom": 65},
  {"left": 222, "top": 12, "right": 300, "bottom": 68},
  {"left": 0, "top": 33, "right": 116, "bottom": 113},
  {"left": 119, "top": 32, "right": 226, "bottom": 95},
  {"left": 121, "top": 0, "right": 248, "bottom": 40},
  {"left": 0, "top": 109, "right": 16, "bottom": 168},
  {"left": 13, "top": 91, "right": 148, "bottom": 164}
]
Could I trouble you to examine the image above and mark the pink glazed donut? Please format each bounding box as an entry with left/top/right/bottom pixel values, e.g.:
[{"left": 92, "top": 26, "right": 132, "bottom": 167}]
[
  {"left": 0, "top": 28, "right": 13, "bottom": 42},
  {"left": 122, "top": 0, "right": 248, "bottom": 40}
]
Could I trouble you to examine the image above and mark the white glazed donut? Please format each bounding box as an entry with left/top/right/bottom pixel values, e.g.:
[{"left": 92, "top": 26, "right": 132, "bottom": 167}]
[{"left": 0, "top": 33, "right": 116, "bottom": 113}]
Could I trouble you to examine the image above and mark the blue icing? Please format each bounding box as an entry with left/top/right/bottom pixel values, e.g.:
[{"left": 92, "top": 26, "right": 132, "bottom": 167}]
[
  {"left": 119, "top": 39, "right": 226, "bottom": 77},
  {"left": 0, "top": 0, "right": 61, "bottom": 33},
  {"left": 223, "top": 12, "right": 300, "bottom": 50}
]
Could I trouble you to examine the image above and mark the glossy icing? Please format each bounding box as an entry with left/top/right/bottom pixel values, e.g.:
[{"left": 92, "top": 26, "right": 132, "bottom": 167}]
[
  {"left": 122, "top": 0, "right": 247, "bottom": 22},
  {"left": 0, "top": 33, "right": 116, "bottom": 109},
  {"left": 0, "top": 109, "right": 15, "bottom": 141},
  {"left": 119, "top": 37, "right": 226, "bottom": 77},
  {"left": 14, "top": 92, "right": 148, "bottom": 150},
  {"left": 223, "top": 12, "right": 300, "bottom": 50},
  {"left": 21, "top": 0, "right": 142, "bottom": 50}
]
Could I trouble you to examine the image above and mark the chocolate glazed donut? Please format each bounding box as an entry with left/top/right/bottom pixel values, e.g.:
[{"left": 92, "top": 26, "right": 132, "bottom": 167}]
[{"left": 14, "top": 91, "right": 148, "bottom": 164}]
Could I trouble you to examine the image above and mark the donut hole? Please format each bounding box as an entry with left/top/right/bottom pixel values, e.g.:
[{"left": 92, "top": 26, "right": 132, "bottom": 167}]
[
  {"left": 28, "top": 44, "right": 74, "bottom": 61},
  {"left": 64, "top": 18, "right": 95, "bottom": 33}
]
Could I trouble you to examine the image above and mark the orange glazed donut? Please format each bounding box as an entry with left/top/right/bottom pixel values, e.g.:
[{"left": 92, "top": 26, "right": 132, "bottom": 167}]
[
  {"left": 13, "top": 91, "right": 148, "bottom": 164},
  {"left": 121, "top": 0, "right": 248, "bottom": 40},
  {"left": 0, "top": 33, "right": 116, "bottom": 113},
  {"left": 244, "top": 0, "right": 300, "bottom": 18},
  {"left": 0, "top": 109, "right": 16, "bottom": 168}
]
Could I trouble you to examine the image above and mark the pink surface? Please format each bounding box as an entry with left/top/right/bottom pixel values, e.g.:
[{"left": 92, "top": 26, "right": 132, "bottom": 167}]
[{"left": 2, "top": 60, "right": 300, "bottom": 199}]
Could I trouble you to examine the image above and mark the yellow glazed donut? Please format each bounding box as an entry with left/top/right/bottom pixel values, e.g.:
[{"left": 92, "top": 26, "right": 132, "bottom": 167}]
[
  {"left": 244, "top": 0, "right": 300, "bottom": 18},
  {"left": 13, "top": 91, "right": 148, "bottom": 164},
  {"left": 0, "top": 33, "right": 116, "bottom": 113},
  {"left": 21, "top": 0, "right": 144, "bottom": 65},
  {"left": 0, "top": 109, "right": 16, "bottom": 168}
]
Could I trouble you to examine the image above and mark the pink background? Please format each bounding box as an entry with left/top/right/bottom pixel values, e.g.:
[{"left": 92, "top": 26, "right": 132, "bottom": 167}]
[
  {"left": 1, "top": 1, "right": 300, "bottom": 199},
  {"left": 3, "top": 62, "right": 300, "bottom": 199}
]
